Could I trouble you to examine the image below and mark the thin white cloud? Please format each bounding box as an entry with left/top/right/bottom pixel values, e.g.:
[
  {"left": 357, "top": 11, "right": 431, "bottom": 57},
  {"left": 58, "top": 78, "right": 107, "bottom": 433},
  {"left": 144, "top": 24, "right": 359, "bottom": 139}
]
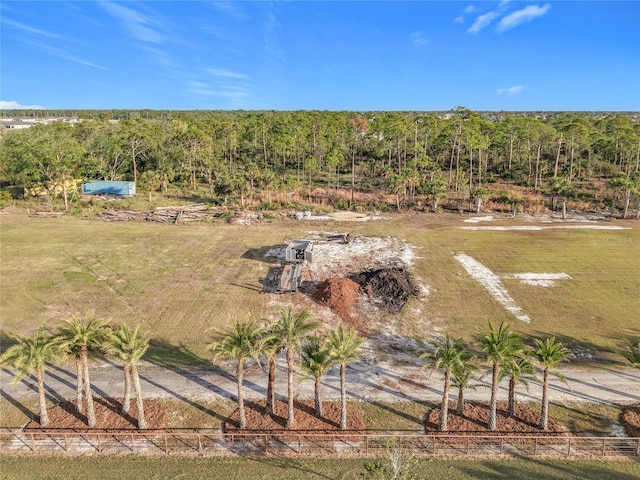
[
  {"left": 497, "top": 4, "right": 551, "bottom": 32},
  {"left": 454, "top": 5, "right": 476, "bottom": 24},
  {"left": 2, "top": 18, "right": 67, "bottom": 40},
  {"left": 264, "top": 8, "right": 285, "bottom": 63},
  {"left": 411, "top": 31, "right": 429, "bottom": 46},
  {"left": 208, "top": 1, "right": 247, "bottom": 20},
  {"left": 22, "top": 39, "right": 108, "bottom": 70},
  {"left": 468, "top": 11, "right": 500, "bottom": 34},
  {"left": 497, "top": 85, "right": 524, "bottom": 95},
  {"left": 204, "top": 68, "right": 249, "bottom": 79},
  {"left": 0, "top": 100, "right": 46, "bottom": 110},
  {"left": 99, "top": 1, "right": 164, "bottom": 44}
]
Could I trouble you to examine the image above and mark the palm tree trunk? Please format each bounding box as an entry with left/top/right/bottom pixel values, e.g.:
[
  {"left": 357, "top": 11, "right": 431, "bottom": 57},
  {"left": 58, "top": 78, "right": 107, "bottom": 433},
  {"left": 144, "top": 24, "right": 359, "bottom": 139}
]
[
  {"left": 456, "top": 387, "right": 464, "bottom": 415},
  {"left": 75, "top": 354, "right": 83, "bottom": 412},
  {"left": 122, "top": 363, "right": 131, "bottom": 414},
  {"left": 508, "top": 376, "right": 516, "bottom": 417},
  {"left": 340, "top": 363, "right": 347, "bottom": 430},
  {"left": 286, "top": 348, "right": 295, "bottom": 429},
  {"left": 540, "top": 367, "right": 549, "bottom": 430},
  {"left": 36, "top": 366, "right": 49, "bottom": 426},
  {"left": 440, "top": 370, "right": 450, "bottom": 431},
  {"left": 132, "top": 364, "right": 146, "bottom": 430},
  {"left": 266, "top": 359, "right": 276, "bottom": 415},
  {"left": 314, "top": 376, "right": 323, "bottom": 417},
  {"left": 489, "top": 362, "right": 499, "bottom": 432},
  {"left": 82, "top": 348, "right": 97, "bottom": 428},
  {"left": 237, "top": 360, "right": 246, "bottom": 430}
]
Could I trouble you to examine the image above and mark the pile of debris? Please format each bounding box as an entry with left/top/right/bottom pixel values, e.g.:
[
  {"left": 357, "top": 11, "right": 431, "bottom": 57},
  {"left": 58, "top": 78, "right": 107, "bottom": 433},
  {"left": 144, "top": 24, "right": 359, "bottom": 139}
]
[
  {"left": 313, "top": 278, "right": 361, "bottom": 323},
  {"left": 147, "top": 205, "right": 223, "bottom": 224},
  {"left": 352, "top": 267, "right": 418, "bottom": 314},
  {"left": 226, "top": 211, "right": 263, "bottom": 225}
]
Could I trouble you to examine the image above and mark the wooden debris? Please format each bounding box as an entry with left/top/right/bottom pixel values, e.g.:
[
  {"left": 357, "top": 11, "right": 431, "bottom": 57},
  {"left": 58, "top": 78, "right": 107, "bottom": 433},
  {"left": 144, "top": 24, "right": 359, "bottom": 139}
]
[
  {"left": 98, "top": 210, "right": 142, "bottom": 222},
  {"left": 31, "top": 211, "right": 65, "bottom": 218}
]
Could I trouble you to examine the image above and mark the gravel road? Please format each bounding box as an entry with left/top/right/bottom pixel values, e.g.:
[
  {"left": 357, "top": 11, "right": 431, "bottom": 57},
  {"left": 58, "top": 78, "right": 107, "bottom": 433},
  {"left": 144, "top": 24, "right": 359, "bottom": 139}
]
[{"left": 3, "top": 358, "right": 639, "bottom": 407}]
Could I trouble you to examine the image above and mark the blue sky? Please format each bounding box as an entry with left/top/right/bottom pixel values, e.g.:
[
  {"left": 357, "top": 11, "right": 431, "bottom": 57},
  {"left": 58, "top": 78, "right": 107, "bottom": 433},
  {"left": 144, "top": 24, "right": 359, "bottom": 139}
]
[{"left": 1, "top": 1, "right": 639, "bottom": 111}]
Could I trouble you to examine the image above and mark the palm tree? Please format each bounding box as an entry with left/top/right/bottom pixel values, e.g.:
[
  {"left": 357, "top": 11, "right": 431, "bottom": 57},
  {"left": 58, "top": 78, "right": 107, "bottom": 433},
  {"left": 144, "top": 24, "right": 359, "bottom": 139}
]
[
  {"left": 451, "top": 359, "right": 479, "bottom": 415},
  {"left": 421, "top": 334, "right": 471, "bottom": 431},
  {"left": 209, "top": 318, "right": 267, "bottom": 430},
  {"left": 300, "top": 337, "right": 336, "bottom": 417},
  {"left": 328, "top": 322, "right": 362, "bottom": 430},
  {"left": 102, "top": 323, "right": 150, "bottom": 429},
  {"left": 477, "top": 321, "right": 523, "bottom": 431},
  {"left": 58, "top": 311, "right": 110, "bottom": 428},
  {"left": 621, "top": 340, "right": 640, "bottom": 369},
  {"left": 534, "top": 337, "right": 568, "bottom": 430},
  {"left": 271, "top": 306, "right": 320, "bottom": 429},
  {"left": 262, "top": 322, "right": 284, "bottom": 416},
  {"left": 0, "top": 324, "right": 62, "bottom": 426},
  {"left": 500, "top": 355, "right": 536, "bottom": 417}
]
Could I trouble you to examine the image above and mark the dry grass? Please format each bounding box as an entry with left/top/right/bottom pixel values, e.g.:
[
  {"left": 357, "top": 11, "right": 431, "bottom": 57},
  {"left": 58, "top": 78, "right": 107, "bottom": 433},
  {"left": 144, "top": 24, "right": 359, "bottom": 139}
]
[{"left": 1, "top": 209, "right": 638, "bottom": 366}]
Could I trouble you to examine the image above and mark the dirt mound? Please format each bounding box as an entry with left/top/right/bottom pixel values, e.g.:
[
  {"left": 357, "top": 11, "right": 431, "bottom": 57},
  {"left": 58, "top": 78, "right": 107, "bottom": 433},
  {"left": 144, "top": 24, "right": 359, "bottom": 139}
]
[
  {"left": 424, "top": 402, "right": 564, "bottom": 439},
  {"left": 313, "top": 277, "right": 360, "bottom": 323},
  {"left": 24, "top": 398, "right": 168, "bottom": 431},
  {"left": 621, "top": 403, "right": 640, "bottom": 437},
  {"left": 353, "top": 267, "right": 418, "bottom": 313}
]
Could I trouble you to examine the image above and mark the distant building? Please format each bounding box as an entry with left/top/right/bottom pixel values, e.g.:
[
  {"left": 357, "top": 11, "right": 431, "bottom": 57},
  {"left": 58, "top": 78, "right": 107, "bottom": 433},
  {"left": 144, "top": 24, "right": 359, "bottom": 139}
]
[
  {"left": 82, "top": 181, "right": 136, "bottom": 197},
  {"left": 3, "top": 120, "right": 32, "bottom": 129}
]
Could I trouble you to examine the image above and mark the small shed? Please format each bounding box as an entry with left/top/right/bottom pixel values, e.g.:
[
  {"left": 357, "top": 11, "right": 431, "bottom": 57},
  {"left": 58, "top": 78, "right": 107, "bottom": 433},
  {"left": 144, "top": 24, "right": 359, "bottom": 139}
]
[
  {"left": 285, "top": 240, "right": 313, "bottom": 263},
  {"left": 82, "top": 181, "right": 136, "bottom": 197}
]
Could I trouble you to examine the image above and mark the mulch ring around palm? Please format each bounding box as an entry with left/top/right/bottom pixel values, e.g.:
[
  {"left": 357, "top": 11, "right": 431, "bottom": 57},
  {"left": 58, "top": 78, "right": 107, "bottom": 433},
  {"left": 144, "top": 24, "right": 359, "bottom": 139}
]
[
  {"left": 223, "top": 400, "right": 366, "bottom": 441},
  {"left": 24, "top": 398, "right": 168, "bottom": 433},
  {"left": 621, "top": 403, "right": 640, "bottom": 437},
  {"left": 424, "top": 402, "right": 565, "bottom": 445}
]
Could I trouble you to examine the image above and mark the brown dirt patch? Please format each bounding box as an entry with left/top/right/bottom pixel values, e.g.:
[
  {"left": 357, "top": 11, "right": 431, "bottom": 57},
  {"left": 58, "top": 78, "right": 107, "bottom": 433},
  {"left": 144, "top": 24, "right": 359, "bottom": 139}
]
[
  {"left": 424, "top": 402, "right": 564, "bottom": 439},
  {"left": 353, "top": 267, "right": 418, "bottom": 314},
  {"left": 224, "top": 400, "right": 366, "bottom": 439},
  {"left": 313, "top": 277, "right": 361, "bottom": 324},
  {"left": 24, "top": 398, "right": 167, "bottom": 431},
  {"left": 621, "top": 403, "right": 640, "bottom": 437}
]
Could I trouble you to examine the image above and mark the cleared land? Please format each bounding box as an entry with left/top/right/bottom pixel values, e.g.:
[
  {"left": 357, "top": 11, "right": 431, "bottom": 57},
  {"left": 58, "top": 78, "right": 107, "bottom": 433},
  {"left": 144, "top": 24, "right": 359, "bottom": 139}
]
[{"left": 1, "top": 209, "right": 638, "bottom": 366}]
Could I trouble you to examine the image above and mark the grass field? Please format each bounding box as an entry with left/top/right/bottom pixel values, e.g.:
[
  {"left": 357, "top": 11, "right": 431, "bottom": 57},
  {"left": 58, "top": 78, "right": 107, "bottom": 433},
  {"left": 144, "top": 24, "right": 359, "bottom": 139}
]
[
  {"left": 1, "top": 454, "right": 639, "bottom": 479},
  {"left": 1, "top": 209, "right": 638, "bottom": 366}
]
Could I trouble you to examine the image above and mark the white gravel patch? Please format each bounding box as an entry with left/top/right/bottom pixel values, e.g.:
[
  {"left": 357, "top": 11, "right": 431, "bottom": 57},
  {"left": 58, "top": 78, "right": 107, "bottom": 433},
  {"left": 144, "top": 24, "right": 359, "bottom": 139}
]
[
  {"left": 454, "top": 253, "right": 531, "bottom": 323},
  {"left": 464, "top": 216, "right": 495, "bottom": 223},
  {"left": 461, "top": 225, "right": 630, "bottom": 231},
  {"left": 504, "top": 272, "right": 572, "bottom": 287}
]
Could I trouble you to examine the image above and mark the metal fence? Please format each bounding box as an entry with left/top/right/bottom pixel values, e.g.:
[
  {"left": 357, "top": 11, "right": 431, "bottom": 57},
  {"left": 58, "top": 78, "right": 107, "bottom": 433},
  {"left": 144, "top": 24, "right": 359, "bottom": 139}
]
[{"left": 2, "top": 428, "right": 639, "bottom": 458}]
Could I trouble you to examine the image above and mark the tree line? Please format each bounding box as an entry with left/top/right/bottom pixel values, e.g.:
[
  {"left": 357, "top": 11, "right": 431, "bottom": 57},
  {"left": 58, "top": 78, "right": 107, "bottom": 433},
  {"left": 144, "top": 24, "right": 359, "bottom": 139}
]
[
  {"left": 3, "top": 308, "right": 640, "bottom": 434},
  {"left": 1, "top": 109, "right": 639, "bottom": 216}
]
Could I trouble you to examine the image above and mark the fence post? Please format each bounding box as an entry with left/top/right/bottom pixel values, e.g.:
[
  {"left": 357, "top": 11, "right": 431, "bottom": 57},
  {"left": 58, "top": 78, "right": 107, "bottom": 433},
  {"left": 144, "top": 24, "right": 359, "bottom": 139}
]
[
  {"left": 164, "top": 433, "right": 168, "bottom": 454},
  {"left": 602, "top": 438, "right": 606, "bottom": 456},
  {"left": 64, "top": 434, "right": 68, "bottom": 452},
  {"left": 264, "top": 434, "right": 268, "bottom": 453},
  {"left": 499, "top": 437, "right": 503, "bottom": 455},
  {"left": 365, "top": 436, "right": 369, "bottom": 455},
  {"left": 567, "top": 437, "right": 572, "bottom": 456},
  {"left": 637, "top": 439, "right": 640, "bottom": 456},
  {"left": 432, "top": 436, "right": 435, "bottom": 454},
  {"left": 131, "top": 434, "right": 135, "bottom": 452},
  {"left": 97, "top": 434, "right": 101, "bottom": 453},
  {"left": 30, "top": 433, "right": 34, "bottom": 452},
  {"left": 198, "top": 434, "right": 202, "bottom": 453},
  {"left": 466, "top": 436, "right": 470, "bottom": 454}
]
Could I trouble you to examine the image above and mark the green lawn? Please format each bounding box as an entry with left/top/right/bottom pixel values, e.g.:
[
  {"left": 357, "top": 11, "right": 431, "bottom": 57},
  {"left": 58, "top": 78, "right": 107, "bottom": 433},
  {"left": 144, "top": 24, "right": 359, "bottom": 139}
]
[
  {"left": 1, "top": 210, "right": 638, "bottom": 366},
  {"left": 1, "top": 454, "right": 639, "bottom": 480}
]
